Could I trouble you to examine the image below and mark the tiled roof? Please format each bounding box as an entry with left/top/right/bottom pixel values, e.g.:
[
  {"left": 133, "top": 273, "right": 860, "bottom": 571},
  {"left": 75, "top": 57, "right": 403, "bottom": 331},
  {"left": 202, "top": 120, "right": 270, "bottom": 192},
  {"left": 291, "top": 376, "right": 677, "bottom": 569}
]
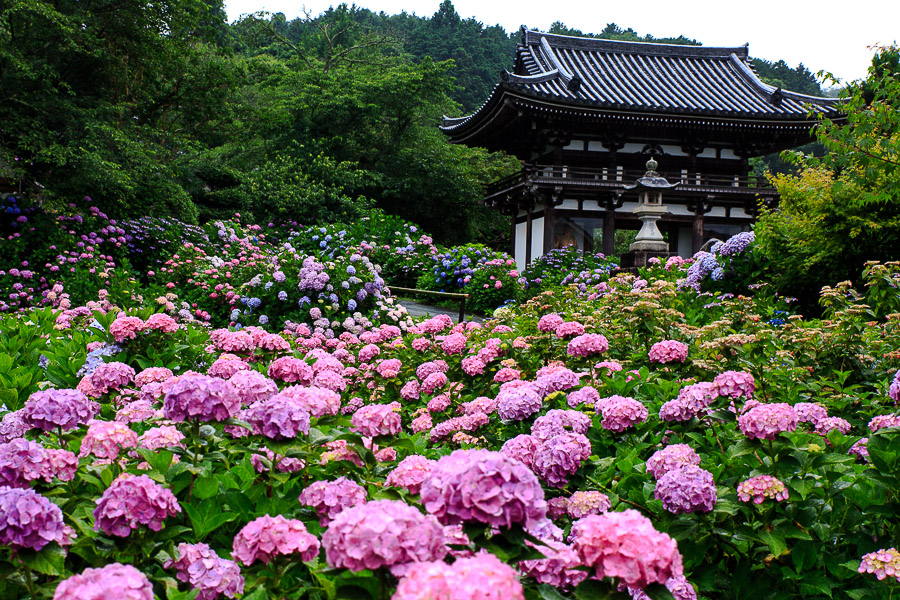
[{"left": 442, "top": 30, "right": 839, "bottom": 133}]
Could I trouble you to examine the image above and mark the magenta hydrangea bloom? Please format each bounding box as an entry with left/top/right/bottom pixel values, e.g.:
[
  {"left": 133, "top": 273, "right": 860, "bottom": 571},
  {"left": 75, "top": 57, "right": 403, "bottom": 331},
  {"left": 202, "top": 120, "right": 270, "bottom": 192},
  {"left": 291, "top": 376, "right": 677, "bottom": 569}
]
[
  {"left": 567, "top": 333, "right": 609, "bottom": 357},
  {"left": 794, "top": 402, "right": 828, "bottom": 426},
  {"left": 394, "top": 553, "right": 525, "bottom": 600},
  {"left": 567, "top": 386, "right": 600, "bottom": 409},
  {"left": 267, "top": 356, "right": 313, "bottom": 384},
  {"left": 43, "top": 449, "right": 78, "bottom": 482},
  {"left": 90, "top": 361, "right": 136, "bottom": 394},
  {"left": 441, "top": 333, "right": 468, "bottom": 354},
  {"left": 654, "top": 465, "right": 717, "bottom": 514},
  {"left": 53, "top": 564, "right": 153, "bottom": 600},
  {"left": 298, "top": 477, "right": 367, "bottom": 525},
  {"left": 165, "top": 542, "right": 245, "bottom": 600},
  {"left": 79, "top": 420, "right": 138, "bottom": 460},
  {"left": 738, "top": 403, "right": 797, "bottom": 440},
  {"left": 0, "top": 438, "right": 47, "bottom": 488},
  {"left": 496, "top": 381, "right": 543, "bottom": 421},
  {"left": 628, "top": 575, "right": 698, "bottom": 600},
  {"left": 533, "top": 433, "right": 592, "bottom": 488},
  {"left": 713, "top": 370, "right": 755, "bottom": 399},
  {"left": 736, "top": 475, "right": 789, "bottom": 504},
  {"left": 228, "top": 370, "right": 278, "bottom": 406},
  {"left": 231, "top": 515, "right": 320, "bottom": 566},
  {"left": 596, "top": 396, "right": 648, "bottom": 432},
  {"left": 276, "top": 385, "right": 342, "bottom": 418},
  {"left": 531, "top": 410, "right": 591, "bottom": 442},
  {"left": 351, "top": 402, "right": 402, "bottom": 437},
  {"left": 646, "top": 444, "right": 701, "bottom": 480},
  {"left": 22, "top": 389, "right": 96, "bottom": 432},
  {"left": 322, "top": 499, "right": 447, "bottom": 575},
  {"left": 868, "top": 413, "right": 900, "bottom": 432},
  {"left": 538, "top": 313, "right": 564, "bottom": 333},
  {"left": 386, "top": 455, "right": 436, "bottom": 495},
  {"left": 94, "top": 474, "right": 181, "bottom": 537},
  {"left": 535, "top": 367, "right": 580, "bottom": 397},
  {"left": 659, "top": 382, "right": 718, "bottom": 422},
  {"left": 0, "top": 486, "right": 70, "bottom": 550},
  {"left": 815, "top": 416, "right": 851, "bottom": 436},
  {"left": 567, "top": 491, "right": 611, "bottom": 519},
  {"left": 163, "top": 374, "right": 240, "bottom": 422},
  {"left": 572, "top": 509, "right": 683, "bottom": 589},
  {"left": 859, "top": 547, "right": 900, "bottom": 582},
  {"left": 244, "top": 396, "right": 311, "bottom": 440},
  {"left": 420, "top": 449, "right": 547, "bottom": 529},
  {"left": 648, "top": 340, "right": 689, "bottom": 364}
]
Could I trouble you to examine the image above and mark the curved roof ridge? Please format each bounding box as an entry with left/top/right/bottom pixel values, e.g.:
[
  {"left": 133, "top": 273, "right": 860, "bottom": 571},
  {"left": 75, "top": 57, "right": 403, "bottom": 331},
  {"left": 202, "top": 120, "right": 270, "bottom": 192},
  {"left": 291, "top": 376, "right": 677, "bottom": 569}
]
[
  {"left": 728, "top": 54, "right": 838, "bottom": 108},
  {"left": 522, "top": 28, "right": 749, "bottom": 60}
]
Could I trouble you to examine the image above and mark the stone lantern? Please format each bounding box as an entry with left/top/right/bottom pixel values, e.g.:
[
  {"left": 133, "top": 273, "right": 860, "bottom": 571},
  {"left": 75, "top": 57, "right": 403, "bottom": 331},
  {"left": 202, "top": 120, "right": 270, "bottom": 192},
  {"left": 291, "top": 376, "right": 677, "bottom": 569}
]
[{"left": 621, "top": 158, "right": 678, "bottom": 267}]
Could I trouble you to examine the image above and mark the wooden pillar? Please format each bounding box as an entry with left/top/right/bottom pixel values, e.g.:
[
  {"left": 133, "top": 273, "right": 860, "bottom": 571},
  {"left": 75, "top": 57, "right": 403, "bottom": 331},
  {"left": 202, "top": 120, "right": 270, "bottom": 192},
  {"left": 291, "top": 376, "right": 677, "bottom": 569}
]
[
  {"left": 543, "top": 201, "right": 555, "bottom": 254},
  {"left": 525, "top": 207, "right": 533, "bottom": 266},
  {"left": 603, "top": 206, "right": 615, "bottom": 256},
  {"left": 692, "top": 209, "right": 704, "bottom": 255}
]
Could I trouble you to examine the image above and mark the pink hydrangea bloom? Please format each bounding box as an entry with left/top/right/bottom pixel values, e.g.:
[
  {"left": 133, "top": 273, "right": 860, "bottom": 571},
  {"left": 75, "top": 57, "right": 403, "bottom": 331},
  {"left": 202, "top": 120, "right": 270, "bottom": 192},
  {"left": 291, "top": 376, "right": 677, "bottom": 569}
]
[
  {"left": 116, "top": 400, "right": 158, "bottom": 424},
  {"left": 427, "top": 394, "right": 452, "bottom": 413},
  {"left": 322, "top": 499, "right": 447, "bottom": 575},
  {"left": 299, "top": 477, "right": 367, "bottom": 525},
  {"left": 519, "top": 540, "right": 587, "bottom": 590},
  {"left": 275, "top": 385, "right": 342, "bottom": 417},
  {"left": 538, "top": 313, "right": 564, "bottom": 333},
  {"left": 54, "top": 564, "right": 153, "bottom": 600},
  {"left": 42, "top": 449, "right": 78, "bottom": 482},
  {"left": 145, "top": 313, "right": 178, "bottom": 333},
  {"left": 258, "top": 333, "right": 290, "bottom": 352},
  {"left": 531, "top": 410, "right": 591, "bottom": 441},
  {"left": 22, "top": 389, "right": 96, "bottom": 432},
  {"left": 535, "top": 367, "right": 580, "bottom": 397},
  {"left": 0, "top": 486, "right": 70, "bottom": 550},
  {"left": 386, "top": 455, "right": 436, "bottom": 495},
  {"left": 572, "top": 509, "right": 683, "bottom": 589},
  {"left": 232, "top": 515, "right": 320, "bottom": 566},
  {"left": 738, "top": 403, "right": 797, "bottom": 440},
  {"left": 244, "top": 396, "right": 311, "bottom": 440},
  {"left": 79, "top": 420, "right": 138, "bottom": 460},
  {"left": 163, "top": 374, "right": 240, "bottom": 422},
  {"left": 94, "top": 474, "right": 181, "bottom": 537},
  {"left": 869, "top": 413, "right": 900, "bottom": 432},
  {"left": 420, "top": 449, "right": 547, "bottom": 529},
  {"left": 494, "top": 368, "right": 521, "bottom": 383},
  {"left": 90, "top": 361, "right": 136, "bottom": 394},
  {"left": 228, "top": 370, "right": 278, "bottom": 405},
  {"left": 208, "top": 356, "right": 251, "bottom": 379},
  {"left": 401, "top": 380, "right": 420, "bottom": 401},
  {"left": 267, "top": 356, "right": 313, "bottom": 384},
  {"left": 137, "top": 425, "right": 185, "bottom": 453},
  {"left": 794, "top": 402, "right": 828, "bottom": 425},
  {"left": 461, "top": 356, "right": 486, "bottom": 376},
  {"left": 110, "top": 316, "right": 146, "bottom": 343},
  {"left": 0, "top": 439, "right": 50, "bottom": 488},
  {"left": 351, "top": 402, "right": 401, "bottom": 437},
  {"left": 251, "top": 447, "right": 304, "bottom": 474},
  {"left": 849, "top": 438, "right": 869, "bottom": 462},
  {"left": 421, "top": 372, "right": 448, "bottom": 394},
  {"left": 648, "top": 340, "right": 689, "bottom": 364},
  {"left": 164, "top": 542, "right": 244, "bottom": 600},
  {"left": 440, "top": 333, "right": 468, "bottom": 354},
  {"left": 377, "top": 358, "right": 403, "bottom": 378},
  {"left": 815, "top": 416, "right": 851, "bottom": 436},
  {"left": 429, "top": 413, "right": 489, "bottom": 443},
  {"left": 0, "top": 411, "right": 28, "bottom": 443},
  {"left": 394, "top": 553, "right": 525, "bottom": 600},
  {"left": 567, "top": 386, "right": 600, "bottom": 409},
  {"left": 555, "top": 321, "right": 585, "bottom": 338},
  {"left": 596, "top": 396, "right": 648, "bottom": 432},
  {"left": 567, "top": 333, "right": 609, "bottom": 357},
  {"left": 567, "top": 491, "right": 611, "bottom": 519},
  {"left": 736, "top": 475, "right": 789, "bottom": 504},
  {"left": 459, "top": 395, "right": 498, "bottom": 416},
  {"left": 416, "top": 360, "right": 449, "bottom": 381},
  {"left": 714, "top": 370, "right": 755, "bottom": 399},
  {"left": 312, "top": 369, "right": 347, "bottom": 392},
  {"left": 500, "top": 434, "right": 541, "bottom": 468},
  {"left": 646, "top": 444, "right": 701, "bottom": 480},
  {"left": 859, "top": 547, "right": 900, "bottom": 582}
]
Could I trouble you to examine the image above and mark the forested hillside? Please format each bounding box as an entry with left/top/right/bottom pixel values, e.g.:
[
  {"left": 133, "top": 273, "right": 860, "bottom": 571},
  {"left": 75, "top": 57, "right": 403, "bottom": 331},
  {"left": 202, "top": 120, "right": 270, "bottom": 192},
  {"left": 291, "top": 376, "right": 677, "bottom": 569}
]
[{"left": 0, "top": 0, "right": 828, "bottom": 244}]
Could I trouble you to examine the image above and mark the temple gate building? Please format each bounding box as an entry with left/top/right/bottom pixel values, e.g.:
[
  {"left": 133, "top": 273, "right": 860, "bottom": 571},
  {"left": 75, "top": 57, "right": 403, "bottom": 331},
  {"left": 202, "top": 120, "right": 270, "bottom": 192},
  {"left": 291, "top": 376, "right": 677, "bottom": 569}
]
[{"left": 441, "top": 28, "right": 841, "bottom": 268}]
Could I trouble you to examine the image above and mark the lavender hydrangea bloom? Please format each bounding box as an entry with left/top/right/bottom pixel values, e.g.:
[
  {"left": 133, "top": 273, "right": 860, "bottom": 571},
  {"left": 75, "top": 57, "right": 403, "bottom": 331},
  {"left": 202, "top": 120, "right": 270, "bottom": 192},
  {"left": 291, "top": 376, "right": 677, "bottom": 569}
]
[
  {"left": 0, "top": 486, "right": 70, "bottom": 550},
  {"left": 94, "top": 474, "right": 181, "bottom": 537},
  {"left": 420, "top": 449, "right": 547, "bottom": 529},
  {"left": 596, "top": 396, "right": 648, "bottom": 432},
  {"left": 496, "top": 381, "right": 543, "bottom": 421},
  {"left": 165, "top": 542, "right": 245, "bottom": 600},
  {"left": 500, "top": 434, "right": 541, "bottom": 468},
  {"left": 718, "top": 231, "right": 755, "bottom": 256},
  {"left": 22, "top": 389, "right": 96, "bottom": 432},
  {"left": 533, "top": 433, "right": 592, "bottom": 488},
  {"left": 0, "top": 411, "right": 28, "bottom": 443},
  {"left": 244, "top": 396, "right": 311, "bottom": 440},
  {"left": 654, "top": 465, "right": 717, "bottom": 514},
  {"left": 53, "top": 564, "right": 153, "bottom": 600},
  {"left": 531, "top": 410, "right": 591, "bottom": 442},
  {"left": 163, "top": 374, "right": 241, "bottom": 422},
  {"left": 646, "top": 444, "right": 701, "bottom": 480},
  {"left": 322, "top": 499, "right": 447, "bottom": 576},
  {"left": 0, "top": 438, "right": 46, "bottom": 488}
]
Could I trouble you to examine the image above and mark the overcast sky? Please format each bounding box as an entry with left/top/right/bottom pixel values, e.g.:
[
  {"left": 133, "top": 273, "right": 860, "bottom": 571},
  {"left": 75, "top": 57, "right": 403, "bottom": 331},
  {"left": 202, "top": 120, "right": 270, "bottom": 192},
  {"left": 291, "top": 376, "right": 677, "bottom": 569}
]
[{"left": 223, "top": 0, "right": 899, "bottom": 85}]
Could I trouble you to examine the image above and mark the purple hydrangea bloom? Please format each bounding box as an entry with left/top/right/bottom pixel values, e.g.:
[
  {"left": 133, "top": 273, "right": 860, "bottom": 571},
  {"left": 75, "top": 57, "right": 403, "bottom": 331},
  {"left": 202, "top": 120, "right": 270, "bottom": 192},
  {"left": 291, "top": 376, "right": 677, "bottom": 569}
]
[
  {"left": 53, "top": 564, "right": 153, "bottom": 600},
  {"left": 351, "top": 402, "right": 402, "bottom": 437},
  {"left": 22, "top": 389, "right": 96, "bottom": 432},
  {"left": 714, "top": 370, "right": 755, "bottom": 399},
  {"left": 232, "top": 515, "right": 320, "bottom": 566},
  {"left": 420, "top": 449, "right": 547, "bottom": 529},
  {"left": 654, "top": 465, "right": 717, "bottom": 514},
  {"left": 496, "top": 381, "right": 543, "bottom": 421},
  {"left": 298, "top": 477, "right": 367, "bottom": 526},
  {"left": 244, "top": 396, "right": 311, "bottom": 440},
  {"left": 596, "top": 396, "right": 648, "bottom": 432},
  {"left": 566, "top": 333, "right": 609, "bottom": 357},
  {"left": 794, "top": 402, "right": 828, "bottom": 426},
  {"left": 0, "top": 411, "right": 28, "bottom": 442},
  {"left": 646, "top": 444, "right": 701, "bottom": 480},
  {"left": 0, "top": 438, "right": 46, "bottom": 488},
  {"left": 500, "top": 434, "right": 541, "bottom": 468},
  {"left": 0, "top": 486, "right": 70, "bottom": 551},
  {"left": 163, "top": 374, "right": 241, "bottom": 422},
  {"left": 164, "top": 542, "right": 245, "bottom": 600},
  {"left": 386, "top": 455, "right": 436, "bottom": 495},
  {"left": 533, "top": 433, "right": 592, "bottom": 488},
  {"left": 738, "top": 403, "right": 797, "bottom": 440},
  {"left": 535, "top": 367, "right": 581, "bottom": 397},
  {"left": 94, "top": 474, "right": 181, "bottom": 537},
  {"left": 531, "top": 410, "right": 592, "bottom": 442},
  {"left": 659, "top": 382, "right": 718, "bottom": 422},
  {"left": 322, "top": 499, "right": 447, "bottom": 576}
]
